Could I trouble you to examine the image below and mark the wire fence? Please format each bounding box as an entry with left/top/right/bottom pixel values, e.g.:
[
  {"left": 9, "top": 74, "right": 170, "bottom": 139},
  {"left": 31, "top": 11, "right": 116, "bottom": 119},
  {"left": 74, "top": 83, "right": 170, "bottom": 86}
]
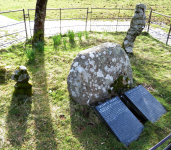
[
  {"left": 0, "top": 7, "right": 171, "bottom": 49},
  {"left": 147, "top": 9, "right": 171, "bottom": 45},
  {"left": 0, "top": 9, "right": 27, "bottom": 49},
  {"left": 28, "top": 8, "right": 88, "bottom": 37}
]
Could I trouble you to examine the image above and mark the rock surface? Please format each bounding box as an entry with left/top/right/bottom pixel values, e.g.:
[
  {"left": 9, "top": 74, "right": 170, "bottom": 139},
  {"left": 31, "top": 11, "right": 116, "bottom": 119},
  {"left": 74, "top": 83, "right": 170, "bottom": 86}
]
[
  {"left": 124, "top": 3, "right": 146, "bottom": 53},
  {"left": 67, "top": 42, "right": 133, "bottom": 106}
]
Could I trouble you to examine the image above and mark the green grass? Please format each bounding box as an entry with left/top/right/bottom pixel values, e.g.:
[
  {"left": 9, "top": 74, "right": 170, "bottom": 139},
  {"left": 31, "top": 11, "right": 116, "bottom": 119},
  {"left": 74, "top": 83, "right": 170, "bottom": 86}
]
[
  {"left": 0, "top": 31, "right": 171, "bottom": 149},
  {"left": 77, "top": 31, "right": 83, "bottom": 42},
  {"left": 52, "top": 34, "right": 62, "bottom": 48},
  {"left": 68, "top": 30, "right": 75, "bottom": 44}
]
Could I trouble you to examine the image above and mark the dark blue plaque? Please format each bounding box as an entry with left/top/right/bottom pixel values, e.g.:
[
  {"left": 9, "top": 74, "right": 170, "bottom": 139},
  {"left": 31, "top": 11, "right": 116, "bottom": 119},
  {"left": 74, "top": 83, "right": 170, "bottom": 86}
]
[
  {"left": 123, "top": 85, "right": 167, "bottom": 123},
  {"left": 95, "top": 96, "right": 144, "bottom": 146}
]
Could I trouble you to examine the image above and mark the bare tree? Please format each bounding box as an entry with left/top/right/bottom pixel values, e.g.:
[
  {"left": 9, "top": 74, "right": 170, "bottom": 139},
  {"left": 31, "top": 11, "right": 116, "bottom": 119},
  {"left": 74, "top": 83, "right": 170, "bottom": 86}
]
[{"left": 32, "top": 0, "right": 48, "bottom": 45}]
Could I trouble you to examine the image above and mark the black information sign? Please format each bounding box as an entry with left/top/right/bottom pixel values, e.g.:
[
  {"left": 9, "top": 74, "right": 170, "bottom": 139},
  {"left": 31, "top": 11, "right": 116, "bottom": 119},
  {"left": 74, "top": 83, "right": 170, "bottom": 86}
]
[
  {"left": 95, "top": 96, "right": 144, "bottom": 146},
  {"left": 123, "top": 85, "right": 167, "bottom": 123}
]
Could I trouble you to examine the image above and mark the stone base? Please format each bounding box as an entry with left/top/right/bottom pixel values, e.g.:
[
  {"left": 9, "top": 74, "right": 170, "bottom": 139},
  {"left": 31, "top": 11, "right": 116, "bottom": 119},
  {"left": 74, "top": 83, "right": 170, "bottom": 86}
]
[
  {"left": 13, "top": 82, "right": 33, "bottom": 96},
  {"left": 0, "top": 65, "right": 6, "bottom": 84}
]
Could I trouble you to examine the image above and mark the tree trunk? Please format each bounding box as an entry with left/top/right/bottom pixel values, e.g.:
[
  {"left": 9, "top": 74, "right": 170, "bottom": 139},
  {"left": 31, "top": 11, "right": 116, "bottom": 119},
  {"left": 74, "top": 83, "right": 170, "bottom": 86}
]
[{"left": 32, "top": 0, "right": 48, "bottom": 45}]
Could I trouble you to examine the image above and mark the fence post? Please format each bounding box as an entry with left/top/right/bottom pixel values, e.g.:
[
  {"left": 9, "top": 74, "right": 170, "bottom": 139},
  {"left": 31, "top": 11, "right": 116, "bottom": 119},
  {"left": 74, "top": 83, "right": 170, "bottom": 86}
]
[
  {"left": 85, "top": 8, "right": 88, "bottom": 31},
  {"left": 116, "top": 8, "right": 120, "bottom": 32},
  {"left": 147, "top": 8, "right": 152, "bottom": 33},
  {"left": 28, "top": 9, "right": 32, "bottom": 37},
  {"left": 60, "top": 8, "right": 61, "bottom": 35},
  {"left": 90, "top": 8, "right": 92, "bottom": 32},
  {"left": 166, "top": 24, "right": 171, "bottom": 44},
  {"left": 23, "top": 9, "right": 28, "bottom": 39}
]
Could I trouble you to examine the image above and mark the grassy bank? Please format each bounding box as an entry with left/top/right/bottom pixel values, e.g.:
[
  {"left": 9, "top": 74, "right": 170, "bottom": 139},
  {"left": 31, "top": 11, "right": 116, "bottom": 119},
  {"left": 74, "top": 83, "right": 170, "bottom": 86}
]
[{"left": 0, "top": 31, "right": 171, "bottom": 149}]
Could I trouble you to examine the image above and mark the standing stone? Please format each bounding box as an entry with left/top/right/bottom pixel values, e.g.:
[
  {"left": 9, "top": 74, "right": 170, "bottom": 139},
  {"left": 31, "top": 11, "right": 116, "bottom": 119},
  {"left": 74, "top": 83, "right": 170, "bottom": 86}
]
[
  {"left": 67, "top": 42, "right": 133, "bottom": 106},
  {"left": 124, "top": 4, "right": 146, "bottom": 53},
  {"left": 11, "top": 66, "right": 32, "bottom": 96}
]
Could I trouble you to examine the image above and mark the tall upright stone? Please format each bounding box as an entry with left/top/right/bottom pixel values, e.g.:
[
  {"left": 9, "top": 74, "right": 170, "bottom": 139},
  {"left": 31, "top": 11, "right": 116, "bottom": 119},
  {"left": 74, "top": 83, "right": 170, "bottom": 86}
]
[
  {"left": 67, "top": 42, "right": 133, "bottom": 106},
  {"left": 124, "top": 4, "right": 146, "bottom": 53}
]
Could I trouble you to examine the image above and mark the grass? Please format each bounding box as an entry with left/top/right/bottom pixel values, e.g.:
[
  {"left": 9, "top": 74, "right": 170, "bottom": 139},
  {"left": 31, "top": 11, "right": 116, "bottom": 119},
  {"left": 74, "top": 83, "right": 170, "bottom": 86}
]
[
  {"left": 68, "top": 30, "right": 75, "bottom": 44},
  {"left": 25, "top": 48, "right": 35, "bottom": 63},
  {"left": 52, "top": 34, "right": 62, "bottom": 48},
  {"left": 63, "top": 38, "right": 67, "bottom": 50},
  {"left": 77, "top": 32, "right": 83, "bottom": 42},
  {"left": 0, "top": 31, "right": 171, "bottom": 149}
]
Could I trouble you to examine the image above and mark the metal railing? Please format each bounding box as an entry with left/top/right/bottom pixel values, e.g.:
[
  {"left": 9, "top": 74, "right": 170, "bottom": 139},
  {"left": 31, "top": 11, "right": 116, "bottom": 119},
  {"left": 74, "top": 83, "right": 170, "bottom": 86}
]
[
  {"left": 0, "top": 9, "right": 27, "bottom": 49},
  {"left": 89, "top": 8, "right": 152, "bottom": 32},
  {"left": 28, "top": 8, "right": 88, "bottom": 37},
  {"left": 147, "top": 8, "right": 171, "bottom": 45},
  {"left": 149, "top": 134, "right": 171, "bottom": 150},
  {"left": 0, "top": 7, "right": 171, "bottom": 49}
]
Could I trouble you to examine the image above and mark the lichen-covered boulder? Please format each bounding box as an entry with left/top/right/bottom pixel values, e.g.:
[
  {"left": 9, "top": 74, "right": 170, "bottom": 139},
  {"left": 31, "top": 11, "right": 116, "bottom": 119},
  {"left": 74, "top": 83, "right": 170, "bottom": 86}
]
[
  {"left": 124, "top": 3, "right": 146, "bottom": 53},
  {"left": 67, "top": 42, "right": 133, "bottom": 106},
  {"left": 11, "top": 66, "right": 32, "bottom": 96}
]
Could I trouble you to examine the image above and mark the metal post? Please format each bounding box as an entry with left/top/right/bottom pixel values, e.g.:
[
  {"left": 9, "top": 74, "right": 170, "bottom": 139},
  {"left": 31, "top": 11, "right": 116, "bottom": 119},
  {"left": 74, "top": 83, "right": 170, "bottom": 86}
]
[
  {"left": 166, "top": 24, "right": 171, "bottom": 44},
  {"left": 60, "top": 8, "right": 61, "bottom": 35},
  {"left": 90, "top": 8, "right": 92, "bottom": 32},
  {"left": 116, "top": 8, "right": 120, "bottom": 32},
  {"left": 85, "top": 8, "right": 88, "bottom": 31},
  {"left": 28, "top": 9, "right": 32, "bottom": 37},
  {"left": 23, "top": 9, "right": 28, "bottom": 39},
  {"left": 147, "top": 8, "right": 152, "bottom": 33}
]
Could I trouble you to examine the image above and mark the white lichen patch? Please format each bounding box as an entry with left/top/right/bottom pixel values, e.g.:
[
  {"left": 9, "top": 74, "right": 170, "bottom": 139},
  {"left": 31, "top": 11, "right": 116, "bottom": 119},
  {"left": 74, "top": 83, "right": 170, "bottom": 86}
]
[
  {"left": 73, "top": 62, "right": 78, "bottom": 67},
  {"left": 81, "top": 55, "right": 85, "bottom": 59},
  {"left": 105, "top": 74, "right": 113, "bottom": 81},
  {"left": 97, "top": 69, "right": 104, "bottom": 78},
  {"left": 89, "top": 52, "right": 95, "bottom": 59}
]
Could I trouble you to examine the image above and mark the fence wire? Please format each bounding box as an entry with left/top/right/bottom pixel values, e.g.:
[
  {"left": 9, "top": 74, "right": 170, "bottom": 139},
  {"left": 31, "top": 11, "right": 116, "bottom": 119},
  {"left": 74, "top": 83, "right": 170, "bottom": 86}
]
[
  {"left": 0, "top": 7, "right": 171, "bottom": 49},
  {"left": 0, "top": 10, "right": 27, "bottom": 49},
  {"left": 28, "top": 8, "right": 88, "bottom": 37},
  {"left": 148, "top": 10, "right": 171, "bottom": 45}
]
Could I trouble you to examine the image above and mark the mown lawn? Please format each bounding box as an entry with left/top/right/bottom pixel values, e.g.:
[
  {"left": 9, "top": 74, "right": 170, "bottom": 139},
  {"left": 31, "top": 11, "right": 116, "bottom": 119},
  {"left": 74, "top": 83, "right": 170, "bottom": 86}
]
[{"left": 0, "top": 31, "right": 171, "bottom": 149}]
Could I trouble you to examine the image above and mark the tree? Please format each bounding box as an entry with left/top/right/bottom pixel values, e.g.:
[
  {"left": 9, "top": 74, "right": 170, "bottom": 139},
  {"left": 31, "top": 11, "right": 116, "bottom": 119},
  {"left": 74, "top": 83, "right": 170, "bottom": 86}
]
[{"left": 32, "top": 0, "right": 48, "bottom": 45}]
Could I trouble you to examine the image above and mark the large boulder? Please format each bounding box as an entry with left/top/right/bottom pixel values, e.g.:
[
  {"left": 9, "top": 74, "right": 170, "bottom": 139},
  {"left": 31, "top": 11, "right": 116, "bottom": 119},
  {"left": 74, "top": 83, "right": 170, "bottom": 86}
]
[
  {"left": 124, "top": 3, "right": 146, "bottom": 53},
  {"left": 67, "top": 42, "right": 133, "bottom": 106}
]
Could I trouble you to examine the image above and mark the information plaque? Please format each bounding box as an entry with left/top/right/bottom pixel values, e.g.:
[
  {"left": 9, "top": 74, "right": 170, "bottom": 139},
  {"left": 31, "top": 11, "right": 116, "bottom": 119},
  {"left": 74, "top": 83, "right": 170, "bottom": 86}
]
[
  {"left": 123, "top": 85, "right": 167, "bottom": 123},
  {"left": 95, "top": 96, "right": 144, "bottom": 146}
]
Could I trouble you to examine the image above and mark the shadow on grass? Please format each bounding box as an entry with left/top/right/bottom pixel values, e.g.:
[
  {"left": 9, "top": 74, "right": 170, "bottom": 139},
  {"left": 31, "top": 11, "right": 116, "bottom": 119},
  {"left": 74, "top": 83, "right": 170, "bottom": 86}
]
[
  {"left": 5, "top": 42, "right": 57, "bottom": 149},
  {"left": 6, "top": 95, "right": 32, "bottom": 148},
  {"left": 27, "top": 47, "right": 57, "bottom": 149}
]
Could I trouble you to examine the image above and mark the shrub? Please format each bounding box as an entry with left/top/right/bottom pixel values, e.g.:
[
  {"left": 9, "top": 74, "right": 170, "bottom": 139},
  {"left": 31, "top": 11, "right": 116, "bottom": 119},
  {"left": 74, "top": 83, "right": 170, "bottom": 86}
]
[
  {"left": 52, "top": 34, "right": 61, "bottom": 48},
  {"left": 77, "top": 32, "right": 83, "bottom": 41},
  {"left": 63, "top": 38, "right": 67, "bottom": 49},
  {"left": 34, "top": 41, "right": 44, "bottom": 51},
  {"left": 68, "top": 30, "right": 75, "bottom": 44},
  {"left": 85, "top": 31, "right": 89, "bottom": 39},
  {"left": 25, "top": 48, "right": 35, "bottom": 62}
]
